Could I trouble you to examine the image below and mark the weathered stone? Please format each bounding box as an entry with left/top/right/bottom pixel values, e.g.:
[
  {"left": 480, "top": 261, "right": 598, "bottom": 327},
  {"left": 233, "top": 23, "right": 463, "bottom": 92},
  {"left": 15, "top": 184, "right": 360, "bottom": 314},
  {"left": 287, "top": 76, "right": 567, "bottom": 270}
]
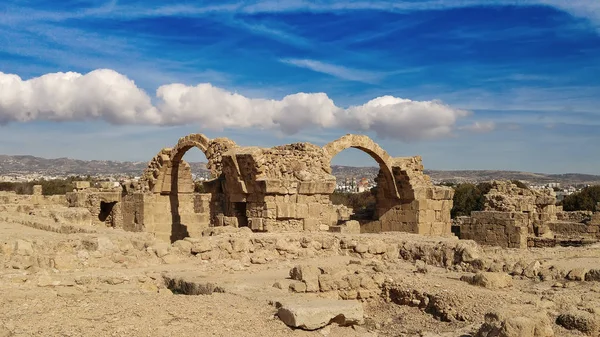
[
  {"left": 319, "top": 274, "right": 338, "bottom": 292},
  {"left": 585, "top": 269, "right": 600, "bottom": 282},
  {"left": 354, "top": 244, "right": 368, "bottom": 254},
  {"left": 152, "top": 243, "right": 170, "bottom": 258},
  {"left": 276, "top": 299, "right": 364, "bottom": 330},
  {"left": 290, "top": 265, "right": 321, "bottom": 292},
  {"left": 289, "top": 281, "right": 307, "bottom": 293},
  {"left": 191, "top": 240, "right": 212, "bottom": 254},
  {"left": 566, "top": 268, "right": 588, "bottom": 281},
  {"left": 475, "top": 311, "right": 554, "bottom": 337},
  {"left": 556, "top": 311, "right": 599, "bottom": 334},
  {"left": 14, "top": 240, "right": 33, "bottom": 256},
  {"left": 462, "top": 272, "right": 513, "bottom": 289},
  {"left": 523, "top": 261, "right": 541, "bottom": 279},
  {"left": 172, "top": 240, "right": 192, "bottom": 254}
]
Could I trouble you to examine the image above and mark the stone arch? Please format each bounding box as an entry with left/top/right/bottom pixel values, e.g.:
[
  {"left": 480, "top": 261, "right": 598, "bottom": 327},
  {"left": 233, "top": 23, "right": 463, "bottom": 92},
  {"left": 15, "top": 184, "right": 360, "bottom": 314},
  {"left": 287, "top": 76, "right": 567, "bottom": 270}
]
[
  {"left": 170, "top": 133, "right": 211, "bottom": 166},
  {"left": 323, "top": 134, "right": 399, "bottom": 199}
]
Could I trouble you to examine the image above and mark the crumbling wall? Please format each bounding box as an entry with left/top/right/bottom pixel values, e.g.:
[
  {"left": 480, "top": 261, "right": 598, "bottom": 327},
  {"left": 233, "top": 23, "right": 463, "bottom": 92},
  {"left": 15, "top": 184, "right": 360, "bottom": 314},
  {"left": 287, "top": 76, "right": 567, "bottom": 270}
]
[
  {"left": 66, "top": 187, "right": 122, "bottom": 228},
  {"left": 457, "top": 181, "right": 557, "bottom": 248},
  {"left": 132, "top": 133, "right": 454, "bottom": 241},
  {"left": 546, "top": 212, "right": 600, "bottom": 242},
  {"left": 220, "top": 143, "right": 337, "bottom": 232}
]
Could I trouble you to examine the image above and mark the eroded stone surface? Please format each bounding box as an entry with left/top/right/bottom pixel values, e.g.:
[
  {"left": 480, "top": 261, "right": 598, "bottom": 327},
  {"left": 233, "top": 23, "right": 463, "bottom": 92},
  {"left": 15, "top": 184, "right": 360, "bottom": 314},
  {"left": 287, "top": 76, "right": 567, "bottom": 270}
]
[{"left": 276, "top": 299, "right": 364, "bottom": 330}]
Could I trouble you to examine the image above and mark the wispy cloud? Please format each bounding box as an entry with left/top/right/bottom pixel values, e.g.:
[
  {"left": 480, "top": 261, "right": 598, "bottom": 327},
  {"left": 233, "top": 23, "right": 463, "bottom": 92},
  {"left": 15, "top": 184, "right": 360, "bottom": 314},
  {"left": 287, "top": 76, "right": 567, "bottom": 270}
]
[
  {"left": 280, "top": 59, "right": 384, "bottom": 83},
  {"left": 459, "top": 121, "right": 496, "bottom": 133},
  {"left": 5, "top": 1, "right": 600, "bottom": 31}
]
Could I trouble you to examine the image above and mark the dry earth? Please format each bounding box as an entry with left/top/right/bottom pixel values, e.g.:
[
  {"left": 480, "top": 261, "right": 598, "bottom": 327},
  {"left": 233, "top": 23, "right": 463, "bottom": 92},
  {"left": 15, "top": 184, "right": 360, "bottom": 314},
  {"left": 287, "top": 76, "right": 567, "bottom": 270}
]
[{"left": 1, "top": 212, "right": 600, "bottom": 337}]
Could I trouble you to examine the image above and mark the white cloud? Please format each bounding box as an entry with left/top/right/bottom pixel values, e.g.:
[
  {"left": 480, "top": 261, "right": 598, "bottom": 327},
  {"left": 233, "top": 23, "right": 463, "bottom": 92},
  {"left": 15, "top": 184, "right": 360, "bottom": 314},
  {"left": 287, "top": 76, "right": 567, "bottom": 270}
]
[
  {"left": 458, "top": 121, "right": 496, "bottom": 133},
  {"left": 0, "top": 69, "right": 160, "bottom": 124},
  {"left": 0, "top": 69, "right": 470, "bottom": 141},
  {"left": 280, "top": 59, "right": 384, "bottom": 83}
]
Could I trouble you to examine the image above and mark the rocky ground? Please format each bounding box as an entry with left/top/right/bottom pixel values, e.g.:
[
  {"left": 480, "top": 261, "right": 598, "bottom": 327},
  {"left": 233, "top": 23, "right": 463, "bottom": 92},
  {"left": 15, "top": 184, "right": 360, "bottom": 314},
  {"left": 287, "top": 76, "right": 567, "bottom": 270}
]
[{"left": 1, "top": 207, "right": 600, "bottom": 336}]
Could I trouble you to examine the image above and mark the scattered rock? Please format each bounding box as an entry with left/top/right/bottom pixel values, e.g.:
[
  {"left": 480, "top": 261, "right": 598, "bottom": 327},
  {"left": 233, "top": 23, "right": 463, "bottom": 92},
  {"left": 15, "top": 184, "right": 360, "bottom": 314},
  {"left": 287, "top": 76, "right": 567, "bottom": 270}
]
[
  {"left": 276, "top": 299, "right": 364, "bottom": 330},
  {"left": 475, "top": 311, "right": 554, "bottom": 337},
  {"left": 461, "top": 272, "right": 513, "bottom": 289},
  {"left": 556, "top": 310, "right": 599, "bottom": 334},
  {"left": 191, "top": 239, "right": 212, "bottom": 254},
  {"left": 566, "top": 268, "right": 587, "bottom": 281},
  {"left": 172, "top": 240, "right": 193, "bottom": 254},
  {"left": 289, "top": 281, "right": 307, "bottom": 293},
  {"left": 585, "top": 269, "right": 600, "bottom": 282},
  {"left": 415, "top": 260, "right": 428, "bottom": 274},
  {"left": 290, "top": 265, "right": 321, "bottom": 292}
]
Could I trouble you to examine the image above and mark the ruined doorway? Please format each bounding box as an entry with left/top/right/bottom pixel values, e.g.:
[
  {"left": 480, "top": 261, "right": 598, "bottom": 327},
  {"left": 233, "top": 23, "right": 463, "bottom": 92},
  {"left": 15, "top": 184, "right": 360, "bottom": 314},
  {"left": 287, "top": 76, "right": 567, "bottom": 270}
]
[
  {"left": 169, "top": 146, "right": 217, "bottom": 242},
  {"left": 232, "top": 202, "right": 248, "bottom": 227},
  {"left": 99, "top": 201, "right": 117, "bottom": 225}
]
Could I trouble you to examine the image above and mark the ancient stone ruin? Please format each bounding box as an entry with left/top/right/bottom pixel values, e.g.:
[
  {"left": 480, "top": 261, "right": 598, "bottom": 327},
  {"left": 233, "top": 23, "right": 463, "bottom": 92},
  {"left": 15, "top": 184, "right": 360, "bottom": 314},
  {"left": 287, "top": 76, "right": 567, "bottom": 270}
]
[
  {"left": 65, "top": 133, "right": 454, "bottom": 242},
  {"left": 455, "top": 180, "right": 600, "bottom": 248},
  {"left": 3, "top": 138, "right": 600, "bottom": 337}
]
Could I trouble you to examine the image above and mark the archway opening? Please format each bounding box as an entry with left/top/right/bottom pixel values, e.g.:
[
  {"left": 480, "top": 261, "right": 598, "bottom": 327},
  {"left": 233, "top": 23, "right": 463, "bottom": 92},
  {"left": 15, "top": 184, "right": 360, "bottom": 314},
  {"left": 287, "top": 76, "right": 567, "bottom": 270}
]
[
  {"left": 328, "top": 148, "right": 392, "bottom": 226},
  {"left": 169, "top": 146, "right": 221, "bottom": 242}
]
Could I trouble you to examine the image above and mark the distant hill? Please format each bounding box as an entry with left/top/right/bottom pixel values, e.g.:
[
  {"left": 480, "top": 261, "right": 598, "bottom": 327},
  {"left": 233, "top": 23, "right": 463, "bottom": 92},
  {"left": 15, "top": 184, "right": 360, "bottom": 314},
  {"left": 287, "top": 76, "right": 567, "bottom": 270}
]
[
  {"left": 329, "top": 166, "right": 600, "bottom": 186},
  {"left": 0, "top": 155, "right": 208, "bottom": 177},
  {"left": 1, "top": 155, "right": 599, "bottom": 185}
]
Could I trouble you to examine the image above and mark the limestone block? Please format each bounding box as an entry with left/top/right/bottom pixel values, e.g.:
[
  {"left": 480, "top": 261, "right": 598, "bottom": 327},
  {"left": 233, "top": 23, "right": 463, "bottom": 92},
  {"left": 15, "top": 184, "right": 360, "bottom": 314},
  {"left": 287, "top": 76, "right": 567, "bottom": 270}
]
[
  {"left": 74, "top": 181, "right": 91, "bottom": 190},
  {"left": 249, "top": 217, "right": 264, "bottom": 231},
  {"left": 290, "top": 265, "right": 321, "bottom": 292},
  {"left": 295, "top": 203, "right": 309, "bottom": 219},
  {"left": 276, "top": 299, "right": 364, "bottom": 330},
  {"left": 462, "top": 272, "right": 513, "bottom": 289},
  {"left": 308, "top": 203, "right": 322, "bottom": 218},
  {"left": 223, "top": 216, "right": 239, "bottom": 227},
  {"left": 303, "top": 218, "right": 319, "bottom": 232},
  {"left": 276, "top": 203, "right": 296, "bottom": 219}
]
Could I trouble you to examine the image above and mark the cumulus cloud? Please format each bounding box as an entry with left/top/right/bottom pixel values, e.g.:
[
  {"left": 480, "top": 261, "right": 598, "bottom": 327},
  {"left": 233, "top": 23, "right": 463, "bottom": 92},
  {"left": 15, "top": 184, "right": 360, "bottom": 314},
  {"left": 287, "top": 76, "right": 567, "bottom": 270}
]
[
  {"left": 0, "top": 69, "right": 471, "bottom": 141},
  {"left": 0, "top": 69, "right": 161, "bottom": 125}
]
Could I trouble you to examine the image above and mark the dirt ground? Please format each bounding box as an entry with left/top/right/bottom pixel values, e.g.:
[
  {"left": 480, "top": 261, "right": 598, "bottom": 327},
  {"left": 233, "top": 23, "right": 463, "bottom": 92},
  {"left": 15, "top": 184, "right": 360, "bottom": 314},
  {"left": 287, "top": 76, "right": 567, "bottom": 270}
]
[{"left": 1, "top": 215, "right": 599, "bottom": 337}]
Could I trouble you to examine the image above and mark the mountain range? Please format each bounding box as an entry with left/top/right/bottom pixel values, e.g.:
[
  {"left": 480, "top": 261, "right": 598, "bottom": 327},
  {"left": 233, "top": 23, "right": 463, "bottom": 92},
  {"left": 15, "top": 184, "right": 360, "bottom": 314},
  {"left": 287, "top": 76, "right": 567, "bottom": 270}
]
[{"left": 1, "top": 155, "right": 599, "bottom": 185}]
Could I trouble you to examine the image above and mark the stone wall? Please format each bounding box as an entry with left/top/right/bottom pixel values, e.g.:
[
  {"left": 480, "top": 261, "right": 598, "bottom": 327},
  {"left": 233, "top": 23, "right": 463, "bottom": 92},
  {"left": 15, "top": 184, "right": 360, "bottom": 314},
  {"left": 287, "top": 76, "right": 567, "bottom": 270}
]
[
  {"left": 0, "top": 189, "right": 67, "bottom": 207},
  {"left": 457, "top": 181, "right": 557, "bottom": 248},
  {"left": 457, "top": 181, "right": 600, "bottom": 248},
  {"left": 123, "top": 133, "right": 454, "bottom": 242},
  {"left": 546, "top": 211, "right": 600, "bottom": 241},
  {"left": 132, "top": 193, "right": 212, "bottom": 243},
  {"left": 66, "top": 189, "right": 122, "bottom": 228},
  {"left": 458, "top": 211, "right": 529, "bottom": 248}
]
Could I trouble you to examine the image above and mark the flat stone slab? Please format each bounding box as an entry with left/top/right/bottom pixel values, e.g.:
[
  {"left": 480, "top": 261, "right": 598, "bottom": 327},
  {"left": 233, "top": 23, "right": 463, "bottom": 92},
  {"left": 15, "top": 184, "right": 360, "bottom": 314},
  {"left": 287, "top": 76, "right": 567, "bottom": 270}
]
[{"left": 276, "top": 299, "right": 364, "bottom": 330}]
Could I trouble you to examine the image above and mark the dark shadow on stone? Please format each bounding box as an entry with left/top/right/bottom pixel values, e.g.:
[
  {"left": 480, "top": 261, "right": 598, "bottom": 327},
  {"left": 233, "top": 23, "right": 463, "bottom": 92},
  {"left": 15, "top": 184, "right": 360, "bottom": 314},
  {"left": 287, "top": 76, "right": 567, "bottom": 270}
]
[
  {"left": 170, "top": 162, "right": 189, "bottom": 243},
  {"left": 98, "top": 201, "right": 117, "bottom": 222}
]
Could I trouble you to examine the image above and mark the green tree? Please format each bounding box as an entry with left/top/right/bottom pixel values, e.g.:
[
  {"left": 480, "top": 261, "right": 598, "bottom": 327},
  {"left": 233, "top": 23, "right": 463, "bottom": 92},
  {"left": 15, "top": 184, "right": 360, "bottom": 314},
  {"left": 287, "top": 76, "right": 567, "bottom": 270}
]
[
  {"left": 451, "top": 182, "right": 492, "bottom": 218},
  {"left": 330, "top": 190, "right": 376, "bottom": 219},
  {"left": 561, "top": 185, "right": 600, "bottom": 211}
]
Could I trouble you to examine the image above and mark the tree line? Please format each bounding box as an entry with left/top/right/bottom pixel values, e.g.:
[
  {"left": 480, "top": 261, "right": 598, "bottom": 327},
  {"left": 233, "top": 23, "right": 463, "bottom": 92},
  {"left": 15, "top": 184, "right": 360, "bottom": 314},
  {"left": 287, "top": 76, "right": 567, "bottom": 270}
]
[
  {"left": 561, "top": 185, "right": 600, "bottom": 212},
  {"left": 0, "top": 176, "right": 94, "bottom": 196}
]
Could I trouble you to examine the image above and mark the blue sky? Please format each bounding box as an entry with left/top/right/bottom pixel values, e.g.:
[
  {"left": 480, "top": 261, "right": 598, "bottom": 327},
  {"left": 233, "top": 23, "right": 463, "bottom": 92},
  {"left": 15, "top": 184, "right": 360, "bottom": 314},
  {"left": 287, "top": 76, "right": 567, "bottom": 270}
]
[{"left": 0, "top": 0, "right": 599, "bottom": 174}]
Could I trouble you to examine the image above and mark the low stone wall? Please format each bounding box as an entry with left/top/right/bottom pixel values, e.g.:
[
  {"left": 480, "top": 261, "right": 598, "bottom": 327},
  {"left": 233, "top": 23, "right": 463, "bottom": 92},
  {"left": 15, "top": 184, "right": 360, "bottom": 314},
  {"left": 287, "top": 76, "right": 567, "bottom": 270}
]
[
  {"left": 547, "top": 221, "right": 600, "bottom": 240},
  {"left": 556, "top": 211, "right": 593, "bottom": 222},
  {"left": 458, "top": 211, "right": 528, "bottom": 248}
]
